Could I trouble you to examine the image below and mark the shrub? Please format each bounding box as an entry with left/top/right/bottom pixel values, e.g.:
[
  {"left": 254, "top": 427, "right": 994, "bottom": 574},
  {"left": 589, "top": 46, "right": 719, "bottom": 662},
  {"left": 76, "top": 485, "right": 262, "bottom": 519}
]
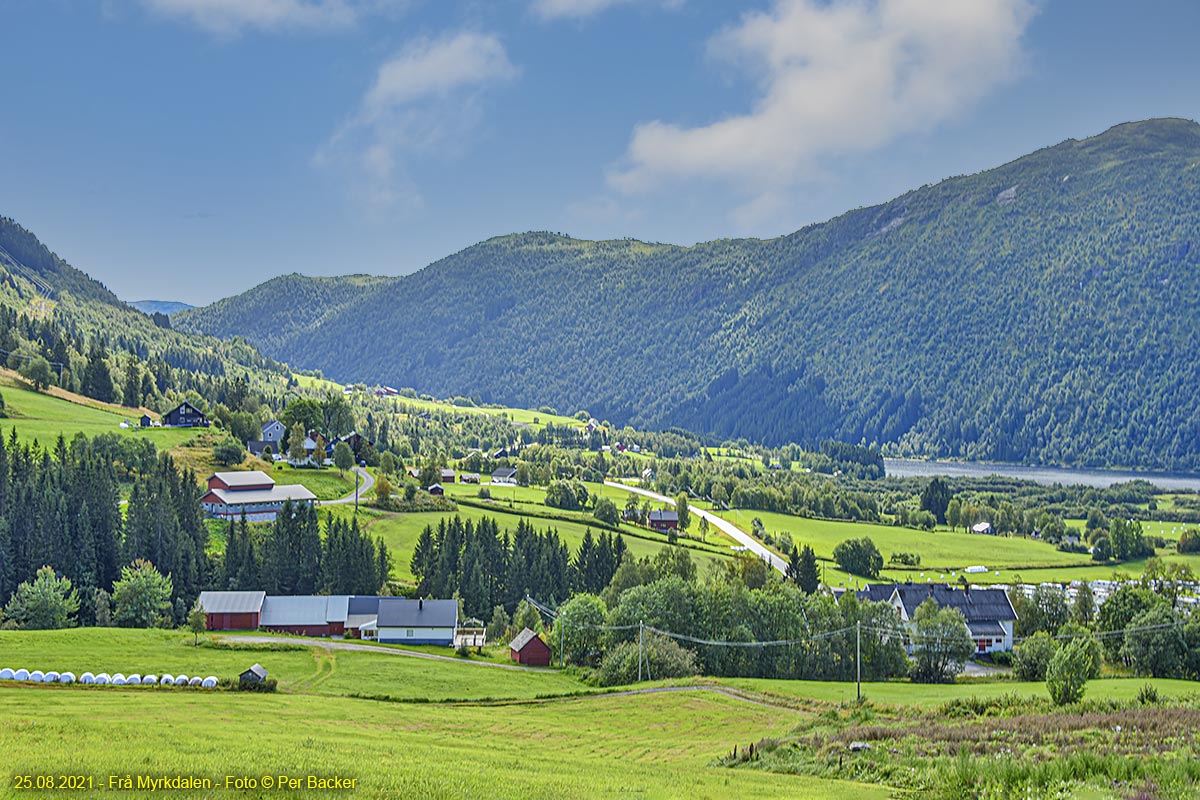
[
  {"left": 1013, "top": 631, "right": 1058, "bottom": 681},
  {"left": 478, "top": 486, "right": 491, "bottom": 499},
  {"left": 988, "top": 649, "right": 1013, "bottom": 667},
  {"left": 1178, "top": 529, "right": 1200, "bottom": 554},
  {"left": 1046, "top": 639, "right": 1092, "bottom": 705},
  {"left": 1136, "top": 683, "right": 1161, "bottom": 705},
  {"left": 597, "top": 632, "right": 698, "bottom": 686}
]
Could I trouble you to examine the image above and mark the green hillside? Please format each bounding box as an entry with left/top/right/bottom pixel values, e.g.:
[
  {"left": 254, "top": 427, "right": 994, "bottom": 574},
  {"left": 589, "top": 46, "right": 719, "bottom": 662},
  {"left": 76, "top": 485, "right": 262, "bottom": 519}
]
[{"left": 176, "top": 119, "right": 1200, "bottom": 471}]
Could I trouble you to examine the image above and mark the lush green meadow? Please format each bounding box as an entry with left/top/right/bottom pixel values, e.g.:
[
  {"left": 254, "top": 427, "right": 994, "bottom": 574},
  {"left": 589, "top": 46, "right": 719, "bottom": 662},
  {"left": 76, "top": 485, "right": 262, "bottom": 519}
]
[
  {"left": 0, "top": 375, "right": 198, "bottom": 450},
  {"left": 269, "top": 463, "right": 363, "bottom": 501},
  {"left": 4, "top": 629, "right": 1200, "bottom": 799}
]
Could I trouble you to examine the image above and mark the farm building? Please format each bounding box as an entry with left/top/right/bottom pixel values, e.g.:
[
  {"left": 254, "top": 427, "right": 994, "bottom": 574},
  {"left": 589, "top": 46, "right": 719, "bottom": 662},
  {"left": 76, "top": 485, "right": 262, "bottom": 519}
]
[
  {"left": 259, "top": 595, "right": 351, "bottom": 636},
  {"left": 509, "top": 628, "right": 552, "bottom": 667},
  {"left": 971, "top": 521, "right": 996, "bottom": 535},
  {"left": 491, "top": 468, "right": 518, "bottom": 485},
  {"left": 240, "top": 664, "right": 268, "bottom": 684},
  {"left": 648, "top": 510, "right": 679, "bottom": 532},
  {"left": 461, "top": 473, "right": 480, "bottom": 484},
  {"left": 197, "top": 591, "right": 266, "bottom": 630},
  {"left": 427, "top": 483, "right": 444, "bottom": 496},
  {"left": 440, "top": 468, "right": 456, "bottom": 484},
  {"left": 162, "top": 401, "right": 209, "bottom": 428},
  {"left": 139, "top": 413, "right": 152, "bottom": 428},
  {"left": 200, "top": 471, "right": 316, "bottom": 522},
  {"left": 345, "top": 596, "right": 382, "bottom": 638},
  {"left": 857, "top": 583, "right": 1018, "bottom": 653},
  {"left": 374, "top": 598, "right": 457, "bottom": 645}
]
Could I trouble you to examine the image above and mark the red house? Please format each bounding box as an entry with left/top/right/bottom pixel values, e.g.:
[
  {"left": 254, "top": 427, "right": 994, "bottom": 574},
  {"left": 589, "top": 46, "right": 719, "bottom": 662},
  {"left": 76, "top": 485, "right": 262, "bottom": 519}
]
[
  {"left": 509, "top": 628, "right": 552, "bottom": 667},
  {"left": 197, "top": 591, "right": 266, "bottom": 630},
  {"left": 648, "top": 510, "right": 679, "bottom": 532}
]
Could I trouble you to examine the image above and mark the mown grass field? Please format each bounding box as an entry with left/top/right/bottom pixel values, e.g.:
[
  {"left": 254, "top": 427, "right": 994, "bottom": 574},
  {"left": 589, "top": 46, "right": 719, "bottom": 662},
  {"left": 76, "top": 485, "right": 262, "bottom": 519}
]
[
  {"left": 0, "top": 374, "right": 198, "bottom": 450},
  {"left": 3, "top": 629, "right": 1198, "bottom": 799}
]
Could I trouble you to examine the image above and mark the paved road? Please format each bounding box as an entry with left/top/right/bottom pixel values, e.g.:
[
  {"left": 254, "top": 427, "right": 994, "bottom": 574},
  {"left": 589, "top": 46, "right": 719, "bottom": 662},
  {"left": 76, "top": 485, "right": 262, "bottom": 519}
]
[
  {"left": 222, "top": 635, "right": 551, "bottom": 672},
  {"left": 604, "top": 481, "right": 787, "bottom": 575},
  {"left": 322, "top": 465, "right": 375, "bottom": 506}
]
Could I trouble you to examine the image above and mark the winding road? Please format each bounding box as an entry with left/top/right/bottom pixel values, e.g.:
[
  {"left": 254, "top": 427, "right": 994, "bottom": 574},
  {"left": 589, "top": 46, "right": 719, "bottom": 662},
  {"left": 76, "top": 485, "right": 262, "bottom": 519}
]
[
  {"left": 604, "top": 481, "right": 787, "bottom": 575},
  {"left": 322, "top": 465, "right": 375, "bottom": 506}
]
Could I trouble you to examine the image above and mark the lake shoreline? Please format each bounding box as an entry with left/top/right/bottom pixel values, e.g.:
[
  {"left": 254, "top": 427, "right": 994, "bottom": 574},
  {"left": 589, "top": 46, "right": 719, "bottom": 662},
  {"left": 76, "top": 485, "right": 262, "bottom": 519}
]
[{"left": 884, "top": 458, "right": 1200, "bottom": 492}]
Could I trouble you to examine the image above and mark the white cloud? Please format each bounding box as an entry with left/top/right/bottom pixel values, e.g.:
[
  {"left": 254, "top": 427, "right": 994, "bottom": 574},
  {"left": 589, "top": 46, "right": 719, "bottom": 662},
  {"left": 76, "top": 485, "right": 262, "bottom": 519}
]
[
  {"left": 532, "top": 0, "right": 681, "bottom": 21},
  {"left": 609, "top": 0, "right": 1035, "bottom": 220},
  {"left": 316, "top": 32, "right": 518, "bottom": 214},
  {"left": 141, "top": 0, "right": 401, "bottom": 35}
]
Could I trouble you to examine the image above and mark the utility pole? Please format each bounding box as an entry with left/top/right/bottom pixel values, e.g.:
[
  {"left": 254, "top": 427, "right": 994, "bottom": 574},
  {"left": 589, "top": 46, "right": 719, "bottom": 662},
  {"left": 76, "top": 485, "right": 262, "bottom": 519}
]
[
  {"left": 560, "top": 614, "right": 565, "bottom": 668},
  {"left": 856, "top": 620, "right": 862, "bottom": 702},
  {"left": 638, "top": 621, "right": 644, "bottom": 682}
]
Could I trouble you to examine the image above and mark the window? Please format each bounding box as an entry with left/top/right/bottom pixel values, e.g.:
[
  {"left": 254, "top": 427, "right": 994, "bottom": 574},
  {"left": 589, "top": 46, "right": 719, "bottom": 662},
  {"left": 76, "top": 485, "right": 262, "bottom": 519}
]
[{"left": 406, "top": 629, "right": 413, "bottom": 637}]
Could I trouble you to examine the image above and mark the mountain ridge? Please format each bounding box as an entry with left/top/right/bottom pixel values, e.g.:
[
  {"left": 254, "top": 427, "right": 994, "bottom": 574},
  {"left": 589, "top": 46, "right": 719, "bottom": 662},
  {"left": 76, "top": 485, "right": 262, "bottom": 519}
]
[{"left": 173, "top": 117, "right": 1200, "bottom": 469}]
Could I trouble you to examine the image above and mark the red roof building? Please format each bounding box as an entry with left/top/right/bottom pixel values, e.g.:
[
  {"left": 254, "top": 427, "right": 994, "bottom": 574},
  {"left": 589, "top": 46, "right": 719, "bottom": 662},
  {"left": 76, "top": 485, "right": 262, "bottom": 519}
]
[{"left": 509, "top": 627, "right": 552, "bottom": 667}]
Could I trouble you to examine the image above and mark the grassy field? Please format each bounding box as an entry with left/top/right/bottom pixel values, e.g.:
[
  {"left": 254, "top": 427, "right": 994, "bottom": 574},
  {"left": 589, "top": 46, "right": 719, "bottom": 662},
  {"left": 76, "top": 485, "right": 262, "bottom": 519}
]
[
  {"left": 0, "top": 628, "right": 877, "bottom": 799},
  {"left": 0, "top": 373, "right": 199, "bottom": 450},
  {"left": 3, "top": 629, "right": 1198, "bottom": 799},
  {"left": 268, "top": 463, "right": 362, "bottom": 501}
]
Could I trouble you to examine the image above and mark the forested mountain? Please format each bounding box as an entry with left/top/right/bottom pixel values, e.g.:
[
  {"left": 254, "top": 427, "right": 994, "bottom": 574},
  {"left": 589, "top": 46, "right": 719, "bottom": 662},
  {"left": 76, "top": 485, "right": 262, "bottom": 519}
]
[
  {"left": 0, "top": 216, "right": 287, "bottom": 391},
  {"left": 129, "top": 300, "right": 194, "bottom": 315},
  {"left": 176, "top": 119, "right": 1200, "bottom": 470}
]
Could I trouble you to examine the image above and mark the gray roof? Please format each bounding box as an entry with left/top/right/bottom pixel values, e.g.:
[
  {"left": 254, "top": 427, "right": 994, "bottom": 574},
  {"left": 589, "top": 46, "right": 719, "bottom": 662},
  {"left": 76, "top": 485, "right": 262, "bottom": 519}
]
[
  {"left": 855, "top": 584, "right": 898, "bottom": 604},
  {"left": 243, "top": 663, "right": 267, "bottom": 678},
  {"left": 492, "top": 468, "right": 517, "bottom": 479},
  {"left": 509, "top": 627, "right": 543, "bottom": 652},
  {"left": 213, "top": 470, "right": 274, "bottom": 488},
  {"left": 892, "top": 584, "right": 1018, "bottom": 623},
  {"left": 967, "top": 620, "right": 1007, "bottom": 637},
  {"left": 262, "top": 420, "right": 282, "bottom": 433},
  {"left": 206, "top": 485, "right": 317, "bottom": 505},
  {"left": 198, "top": 591, "right": 266, "bottom": 614},
  {"left": 376, "top": 598, "right": 458, "bottom": 629},
  {"left": 345, "top": 613, "right": 378, "bottom": 629},
  {"left": 260, "top": 596, "right": 331, "bottom": 627},
  {"left": 649, "top": 510, "right": 679, "bottom": 522},
  {"left": 347, "top": 596, "right": 382, "bottom": 616}
]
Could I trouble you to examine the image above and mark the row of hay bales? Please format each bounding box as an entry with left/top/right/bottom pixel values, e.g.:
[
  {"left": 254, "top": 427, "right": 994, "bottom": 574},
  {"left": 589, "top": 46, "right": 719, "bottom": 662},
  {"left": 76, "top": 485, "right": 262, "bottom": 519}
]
[{"left": 0, "top": 668, "right": 218, "bottom": 688}]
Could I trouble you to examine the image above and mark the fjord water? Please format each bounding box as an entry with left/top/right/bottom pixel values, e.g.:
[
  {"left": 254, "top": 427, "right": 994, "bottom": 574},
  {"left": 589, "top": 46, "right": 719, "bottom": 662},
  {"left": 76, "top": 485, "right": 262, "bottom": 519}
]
[{"left": 885, "top": 459, "right": 1200, "bottom": 492}]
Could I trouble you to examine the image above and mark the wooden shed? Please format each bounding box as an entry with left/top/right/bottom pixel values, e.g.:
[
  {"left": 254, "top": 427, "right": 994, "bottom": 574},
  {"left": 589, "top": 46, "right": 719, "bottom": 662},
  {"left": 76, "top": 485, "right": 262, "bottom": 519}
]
[{"left": 509, "top": 627, "right": 552, "bottom": 667}]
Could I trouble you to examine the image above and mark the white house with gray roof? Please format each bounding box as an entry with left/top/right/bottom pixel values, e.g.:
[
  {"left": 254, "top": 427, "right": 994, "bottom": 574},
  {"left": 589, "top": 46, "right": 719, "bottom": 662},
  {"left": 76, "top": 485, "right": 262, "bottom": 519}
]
[{"left": 371, "top": 598, "right": 458, "bottom": 645}]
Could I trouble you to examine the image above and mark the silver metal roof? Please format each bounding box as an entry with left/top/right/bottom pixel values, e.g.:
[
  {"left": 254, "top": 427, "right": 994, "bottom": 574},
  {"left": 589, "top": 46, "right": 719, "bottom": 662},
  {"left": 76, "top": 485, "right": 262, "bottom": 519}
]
[
  {"left": 198, "top": 591, "right": 266, "bottom": 614},
  {"left": 205, "top": 485, "right": 316, "bottom": 505},
  {"left": 213, "top": 470, "right": 274, "bottom": 488},
  {"left": 325, "top": 595, "right": 351, "bottom": 623},
  {"left": 260, "top": 596, "right": 332, "bottom": 627}
]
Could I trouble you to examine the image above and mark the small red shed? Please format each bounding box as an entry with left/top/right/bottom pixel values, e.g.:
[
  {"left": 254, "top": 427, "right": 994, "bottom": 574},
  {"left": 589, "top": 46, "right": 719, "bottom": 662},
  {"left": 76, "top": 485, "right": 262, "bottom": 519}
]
[{"left": 509, "top": 627, "right": 552, "bottom": 667}]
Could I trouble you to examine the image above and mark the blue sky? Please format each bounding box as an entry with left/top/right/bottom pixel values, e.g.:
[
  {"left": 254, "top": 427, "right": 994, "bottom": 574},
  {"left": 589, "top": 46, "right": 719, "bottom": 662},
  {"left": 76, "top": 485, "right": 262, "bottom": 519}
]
[{"left": 2, "top": 0, "right": 1198, "bottom": 305}]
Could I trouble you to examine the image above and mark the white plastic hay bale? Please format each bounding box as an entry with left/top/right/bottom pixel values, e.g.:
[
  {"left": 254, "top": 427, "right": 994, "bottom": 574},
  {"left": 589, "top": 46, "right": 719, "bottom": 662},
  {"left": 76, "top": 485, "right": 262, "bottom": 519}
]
[
  {"left": 201, "top": 676, "right": 218, "bottom": 688},
  {"left": 29, "top": 670, "right": 45, "bottom": 683},
  {"left": 80, "top": 672, "right": 95, "bottom": 684},
  {"left": 160, "top": 674, "right": 175, "bottom": 686},
  {"left": 13, "top": 669, "right": 30, "bottom": 681},
  {"left": 188, "top": 676, "right": 202, "bottom": 686},
  {"left": 142, "top": 674, "right": 158, "bottom": 685},
  {"left": 0, "top": 669, "right": 13, "bottom": 680},
  {"left": 43, "top": 671, "right": 59, "bottom": 683},
  {"left": 59, "top": 672, "right": 75, "bottom": 684},
  {"left": 94, "top": 673, "right": 110, "bottom": 685},
  {"left": 126, "top": 674, "right": 141, "bottom": 685},
  {"left": 174, "top": 675, "right": 189, "bottom": 686},
  {"left": 112, "top": 673, "right": 127, "bottom": 685}
]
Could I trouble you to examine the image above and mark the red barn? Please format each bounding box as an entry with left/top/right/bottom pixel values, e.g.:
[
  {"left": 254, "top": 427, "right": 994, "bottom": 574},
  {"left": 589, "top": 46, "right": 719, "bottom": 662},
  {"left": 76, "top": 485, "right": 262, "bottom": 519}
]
[
  {"left": 509, "top": 628, "right": 552, "bottom": 667},
  {"left": 648, "top": 509, "right": 679, "bottom": 532},
  {"left": 197, "top": 591, "right": 266, "bottom": 630}
]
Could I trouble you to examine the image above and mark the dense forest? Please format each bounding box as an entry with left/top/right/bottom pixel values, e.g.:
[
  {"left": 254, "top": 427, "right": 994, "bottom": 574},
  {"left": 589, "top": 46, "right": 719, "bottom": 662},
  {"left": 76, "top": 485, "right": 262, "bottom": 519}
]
[{"left": 178, "top": 119, "right": 1200, "bottom": 470}]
